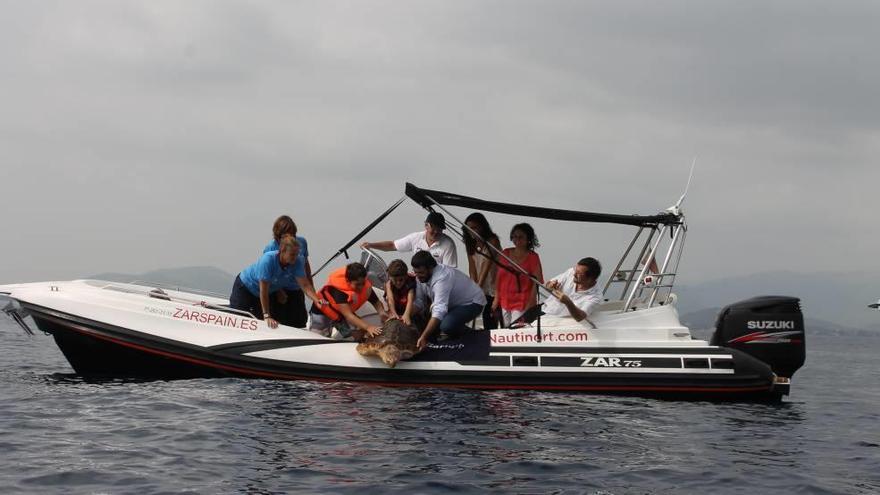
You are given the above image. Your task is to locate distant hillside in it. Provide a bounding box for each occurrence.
[674,270,880,331]
[680,307,878,338]
[89,266,234,295]
[678,307,722,330]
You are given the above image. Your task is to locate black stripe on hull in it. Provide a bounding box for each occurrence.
[23,303,781,401]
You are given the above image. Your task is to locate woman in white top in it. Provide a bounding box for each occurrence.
[463,212,502,330]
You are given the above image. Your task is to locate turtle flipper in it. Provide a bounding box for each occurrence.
[378,346,402,367]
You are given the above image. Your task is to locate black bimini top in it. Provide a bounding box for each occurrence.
[405,183,682,227]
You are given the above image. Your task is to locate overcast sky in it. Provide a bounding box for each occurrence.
[1,1,878,288]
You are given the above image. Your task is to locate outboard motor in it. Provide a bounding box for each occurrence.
[711,296,805,379]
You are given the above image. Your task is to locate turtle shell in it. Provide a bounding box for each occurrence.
[356,319,420,367]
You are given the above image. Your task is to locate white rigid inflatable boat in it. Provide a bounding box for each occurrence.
[0,183,806,401]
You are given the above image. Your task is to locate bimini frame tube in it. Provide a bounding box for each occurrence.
[313,196,407,276]
[623,224,668,311]
[661,224,688,304]
[603,227,644,295]
[648,222,685,307]
[621,227,657,300]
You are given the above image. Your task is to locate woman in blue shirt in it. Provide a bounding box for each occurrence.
[230,234,322,329]
[262,215,313,327]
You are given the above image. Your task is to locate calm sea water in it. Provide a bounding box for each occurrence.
[1,318,878,494]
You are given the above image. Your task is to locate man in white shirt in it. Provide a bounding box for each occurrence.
[543,257,603,322]
[410,251,485,350]
[361,212,458,268]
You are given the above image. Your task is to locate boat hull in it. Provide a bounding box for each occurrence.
[25,302,782,401]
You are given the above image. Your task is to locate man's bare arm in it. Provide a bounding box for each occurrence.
[360,241,396,251]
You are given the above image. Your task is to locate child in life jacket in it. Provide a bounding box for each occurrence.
[384,259,426,329]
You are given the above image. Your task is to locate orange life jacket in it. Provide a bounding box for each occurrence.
[318,267,373,321]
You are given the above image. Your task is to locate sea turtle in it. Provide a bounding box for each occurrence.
[356,318,420,368]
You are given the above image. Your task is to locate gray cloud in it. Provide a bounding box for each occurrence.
[1,0,878,288]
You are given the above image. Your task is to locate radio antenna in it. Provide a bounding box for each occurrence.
[668,157,696,215]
